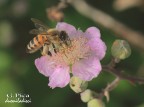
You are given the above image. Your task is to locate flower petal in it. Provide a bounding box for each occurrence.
[72,57,102,81]
[48,65,70,89]
[35,56,55,77]
[56,22,76,39]
[84,27,106,60]
[88,38,107,60]
[85,27,101,39]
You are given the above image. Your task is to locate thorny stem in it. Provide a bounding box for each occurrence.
[103,77,120,92]
[102,65,144,84]
[102,57,144,84]
[98,58,144,100]
[97,56,144,100]
[98,77,120,101]
[107,57,116,68]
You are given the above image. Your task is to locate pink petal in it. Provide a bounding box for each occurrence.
[48,65,70,89]
[72,57,102,81]
[84,27,106,60]
[85,27,101,39]
[56,22,76,39]
[35,56,55,77]
[88,38,107,60]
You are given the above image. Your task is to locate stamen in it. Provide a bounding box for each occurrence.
[53,36,90,65]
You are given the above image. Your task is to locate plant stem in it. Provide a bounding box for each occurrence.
[102,65,144,84]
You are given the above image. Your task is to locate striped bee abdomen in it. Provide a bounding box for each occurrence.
[26,34,48,53]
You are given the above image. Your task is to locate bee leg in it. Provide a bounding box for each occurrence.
[41,43,52,56]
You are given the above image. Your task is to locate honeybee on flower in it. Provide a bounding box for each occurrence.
[26,18,71,55]
[34,22,107,89]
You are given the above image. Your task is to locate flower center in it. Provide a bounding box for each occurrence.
[50,36,90,65]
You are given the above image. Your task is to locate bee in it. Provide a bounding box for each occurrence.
[26,18,71,56]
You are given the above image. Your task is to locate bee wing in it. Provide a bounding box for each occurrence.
[31,18,49,32]
[29,29,41,34]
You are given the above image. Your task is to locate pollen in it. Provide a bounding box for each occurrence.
[50,36,90,65]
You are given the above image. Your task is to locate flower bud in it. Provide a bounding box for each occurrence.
[80,89,97,103]
[69,76,88,93]
[111,40,131,60]
[87,99,105,107]
[47,7,64,22]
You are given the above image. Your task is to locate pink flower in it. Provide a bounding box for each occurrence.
[35,22,107,88]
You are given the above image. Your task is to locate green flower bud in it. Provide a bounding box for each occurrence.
[87,99,105,107]
[111,40,131,60]
[80,89,98,103]
[69,76,88,93]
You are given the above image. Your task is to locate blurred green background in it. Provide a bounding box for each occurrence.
[0,0,144,107]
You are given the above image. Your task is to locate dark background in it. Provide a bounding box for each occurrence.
[0,0,144,107]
